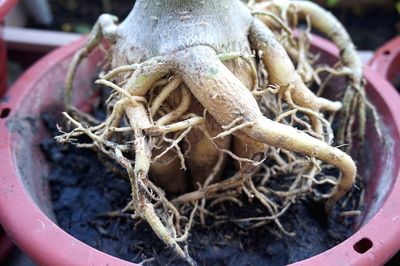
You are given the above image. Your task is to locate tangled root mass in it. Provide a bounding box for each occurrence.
[58,0,375,264]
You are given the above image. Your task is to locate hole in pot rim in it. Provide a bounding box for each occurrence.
[353,237,373,254]
[383,50,391,56]
[0,108,11,119]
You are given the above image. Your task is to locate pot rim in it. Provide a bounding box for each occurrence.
[369,36,400,82]
[0,35,399,266]
[0,0,17,20]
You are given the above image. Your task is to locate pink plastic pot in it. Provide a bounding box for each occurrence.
[0,0,17,19]
[0,35,399,266]
[0,0,17,261]
[0,0,17,96]
[370,36,400,91]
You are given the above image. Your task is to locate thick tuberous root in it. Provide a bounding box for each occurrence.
[57,1,371,264]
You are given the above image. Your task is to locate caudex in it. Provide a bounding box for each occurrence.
[57,0,377,264]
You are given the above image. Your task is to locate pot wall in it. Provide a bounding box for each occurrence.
[0,0,18,262]
[370,36,400,91]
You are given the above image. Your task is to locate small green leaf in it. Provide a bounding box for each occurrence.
[396,1,400,15]
[74,24,92,34]
[327,0,340,7]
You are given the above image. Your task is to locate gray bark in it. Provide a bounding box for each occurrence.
[112,0,254,65]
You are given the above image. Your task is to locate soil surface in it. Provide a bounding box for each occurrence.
[41,110,357,265]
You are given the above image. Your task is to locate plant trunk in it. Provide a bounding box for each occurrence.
[112,0,254,66]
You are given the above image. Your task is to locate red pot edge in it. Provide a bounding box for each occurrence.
[369,36,400,81]
[0,0,17,19]
[0,0,18,260]
[0,35,399,266]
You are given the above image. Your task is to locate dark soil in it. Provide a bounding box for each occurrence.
[392,73,400,91]
[41,109,357,266]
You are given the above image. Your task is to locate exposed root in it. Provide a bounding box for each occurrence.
[153,127,191,170]
[175,45,355,211]
[249,19,342,114]
[149,76,182,117]
[253,0,381,148]
[65,14,118,105]
[172,173,244,205]
[59,77,198,265]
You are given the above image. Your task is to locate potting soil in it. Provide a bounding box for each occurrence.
[41,109,359,266]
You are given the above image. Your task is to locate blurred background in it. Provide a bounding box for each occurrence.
[5,0,400,47]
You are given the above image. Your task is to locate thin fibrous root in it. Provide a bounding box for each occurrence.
[172,173,243,205]
[156,86,191,125]
[198,152,225,225]
[150,76,182,117]
[101,63,138,81]
[145,116,204,137]
[246,179,294,236]
[152,126,192,167]
[122,103,196,265]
